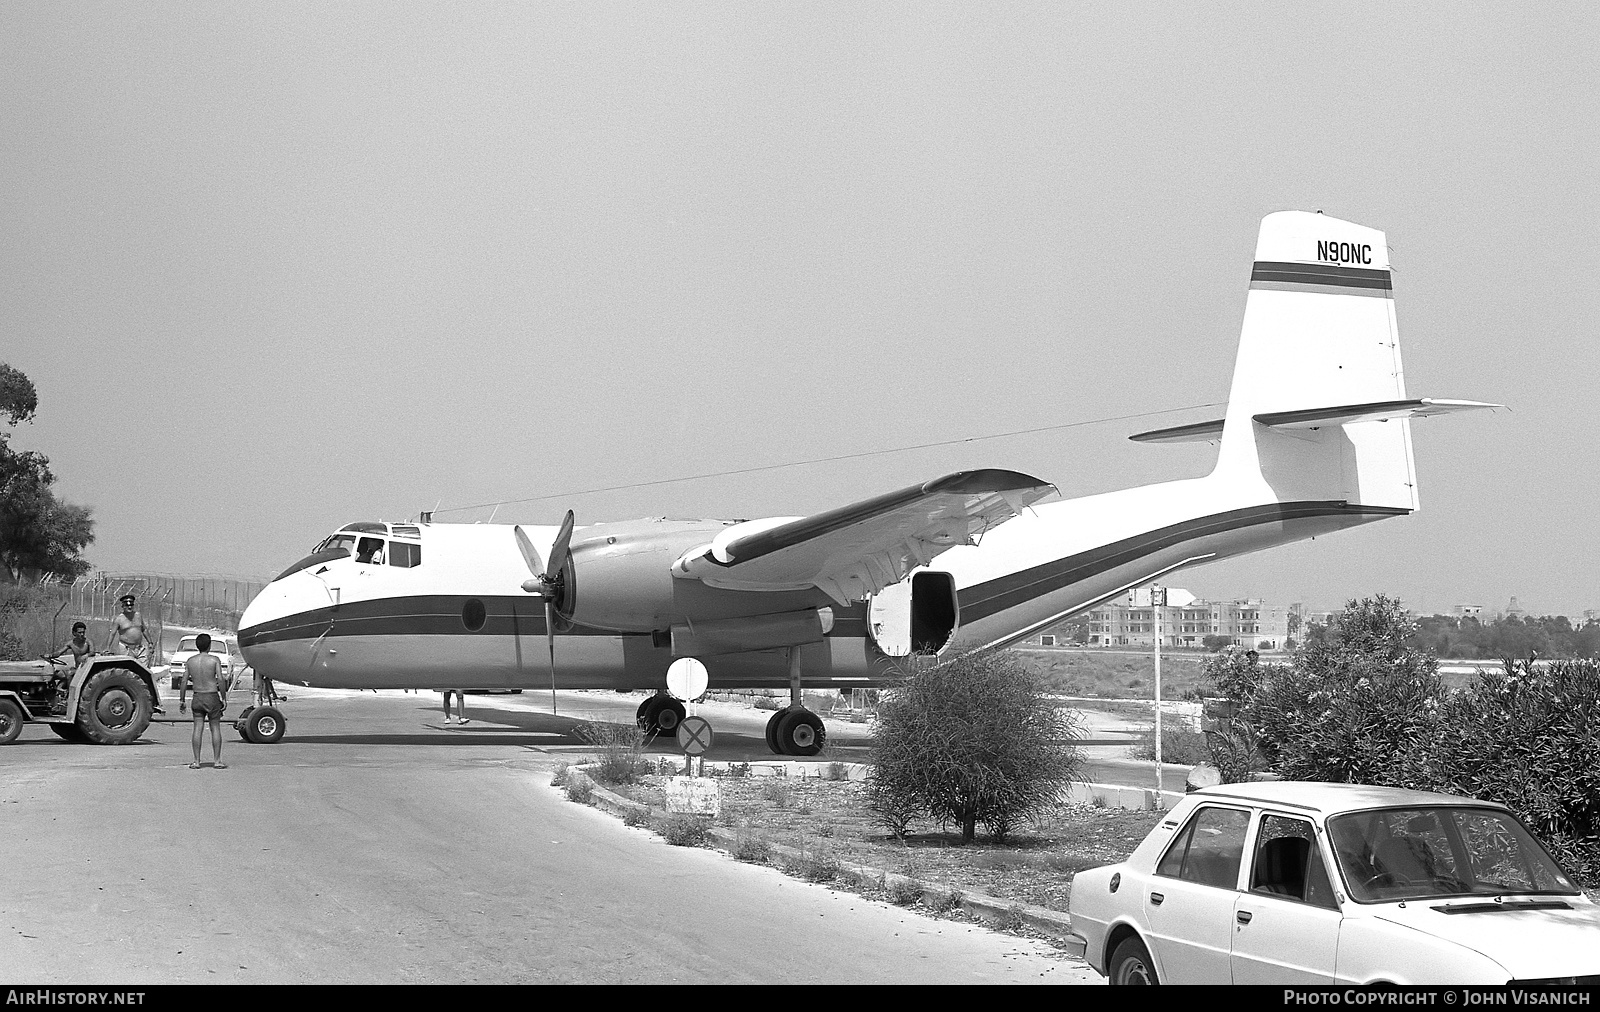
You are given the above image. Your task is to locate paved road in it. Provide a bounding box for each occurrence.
[0,691,1097,985]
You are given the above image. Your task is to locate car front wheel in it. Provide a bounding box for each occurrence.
[1109,936,1159,985]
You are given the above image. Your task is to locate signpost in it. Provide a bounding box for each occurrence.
[1152,584,1165,801]
[665,657,708,702]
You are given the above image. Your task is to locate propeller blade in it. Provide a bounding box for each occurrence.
[545,510,576,581]
[513,525,542,577]
[545,598,558,715]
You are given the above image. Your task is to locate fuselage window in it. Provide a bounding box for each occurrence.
[387,542,421,568]
[462,598,487,632]
[356,537,386,565]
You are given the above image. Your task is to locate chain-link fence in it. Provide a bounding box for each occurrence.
[33,573,269,660]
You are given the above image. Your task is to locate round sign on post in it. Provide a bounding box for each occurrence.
[665,657,708,702]
[676,715,714,756]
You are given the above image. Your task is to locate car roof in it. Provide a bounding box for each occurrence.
[1187,781,1508,816]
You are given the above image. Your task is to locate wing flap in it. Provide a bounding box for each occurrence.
[673,468,1055,603]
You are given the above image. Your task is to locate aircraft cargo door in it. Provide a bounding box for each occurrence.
[867,571,958,657]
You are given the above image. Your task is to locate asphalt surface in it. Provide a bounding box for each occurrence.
[0,688,1099,985]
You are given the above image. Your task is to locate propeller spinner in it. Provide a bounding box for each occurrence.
[515,511,575,714]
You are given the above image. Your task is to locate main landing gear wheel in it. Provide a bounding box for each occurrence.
[637,695,686,737]
[773,708,826,757]
[239,705,286,744]
[75,667,153,744]
[764,708,786,754]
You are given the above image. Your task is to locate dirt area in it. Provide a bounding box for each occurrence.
[601,771,1164,914]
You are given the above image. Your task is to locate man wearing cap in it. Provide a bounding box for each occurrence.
[108,593,162,712]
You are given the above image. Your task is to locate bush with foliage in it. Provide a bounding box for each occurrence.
[577,720,648,785]
[867,648,1083,843]
[1220,596,1443,783]
[1397,659,1600,882]
[1212,596,1600,885]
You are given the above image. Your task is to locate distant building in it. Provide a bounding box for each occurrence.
[1452,604,1484,619]
[1027,591,1290,650]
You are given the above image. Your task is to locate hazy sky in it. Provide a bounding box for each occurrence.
[3,4,1596,616]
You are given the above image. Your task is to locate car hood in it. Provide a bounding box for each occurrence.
[1373,899,1600,980]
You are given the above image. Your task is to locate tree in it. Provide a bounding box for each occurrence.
[867,649,1082,843]
[0,363,93,581]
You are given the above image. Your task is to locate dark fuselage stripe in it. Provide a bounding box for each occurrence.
[956,501,1406,623]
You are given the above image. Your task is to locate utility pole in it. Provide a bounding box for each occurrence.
[1152,584,1165,803]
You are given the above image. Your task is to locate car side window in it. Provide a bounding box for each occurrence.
[1250,814,1340,910]
[1155,806,1251,889]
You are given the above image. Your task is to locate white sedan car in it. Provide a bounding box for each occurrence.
[167,634,237,690]
[1068,782,1600,984]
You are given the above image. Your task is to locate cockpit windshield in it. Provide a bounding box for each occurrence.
[314,534,358,555]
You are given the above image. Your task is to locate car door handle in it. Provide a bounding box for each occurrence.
[1149,892,1164,905]
[1236,910,1253,924]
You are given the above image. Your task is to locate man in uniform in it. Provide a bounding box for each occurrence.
[178,632,227,769]
[107,593,162,712]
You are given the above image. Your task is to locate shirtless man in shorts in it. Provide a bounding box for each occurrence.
[108,593,163,712]
[178,633,227,769]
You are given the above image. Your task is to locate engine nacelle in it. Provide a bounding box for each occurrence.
[866,570,958,657]
[561,524,718,632]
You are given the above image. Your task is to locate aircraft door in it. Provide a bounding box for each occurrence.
[867,570,958,657]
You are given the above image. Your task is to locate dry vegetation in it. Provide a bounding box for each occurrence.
[608,773,1163,913]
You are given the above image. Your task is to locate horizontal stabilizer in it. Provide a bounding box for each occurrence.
[1131,398,1499,443]
[1254,398,1501,429]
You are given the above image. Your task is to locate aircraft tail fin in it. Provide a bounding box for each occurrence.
[1210,211,1438,511]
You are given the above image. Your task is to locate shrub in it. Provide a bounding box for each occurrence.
[1130,724,1210,766]
[995,905,1026,934]
[577,720,648,785]
[929,888,964,914]
[1224,597,1444,783]
[655,814,711,847]
[730,835,770,863]
[784,849,839,883]
[563,778,593,804]
[826,761,849,781]
[868,648,1083,843]
[885,877,922,906]
[622,805,651,828]
[549,762,569,787]
[760,779,792,808]
[1397,659,1600,883]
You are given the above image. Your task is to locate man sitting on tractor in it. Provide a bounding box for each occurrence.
[46,621,95,710]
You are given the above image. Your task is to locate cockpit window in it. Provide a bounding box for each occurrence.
[356,537,385,564]
[314,535,358,555]
[387,542,422,568]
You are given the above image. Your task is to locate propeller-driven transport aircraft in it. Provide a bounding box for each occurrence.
[239,211,1495,755]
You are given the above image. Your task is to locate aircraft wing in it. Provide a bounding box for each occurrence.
[672,469,1055,604]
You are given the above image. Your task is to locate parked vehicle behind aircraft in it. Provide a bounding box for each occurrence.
[1068,782,1600,985]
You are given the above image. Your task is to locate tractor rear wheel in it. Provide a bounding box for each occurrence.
[75,667,153,744]
[0,699,23,744]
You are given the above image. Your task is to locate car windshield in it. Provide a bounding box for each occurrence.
[1327,806,1579,903]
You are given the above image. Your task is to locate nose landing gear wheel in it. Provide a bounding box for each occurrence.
[239,705,286,744]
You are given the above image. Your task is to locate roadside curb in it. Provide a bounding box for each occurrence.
[558,764,1084,950]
